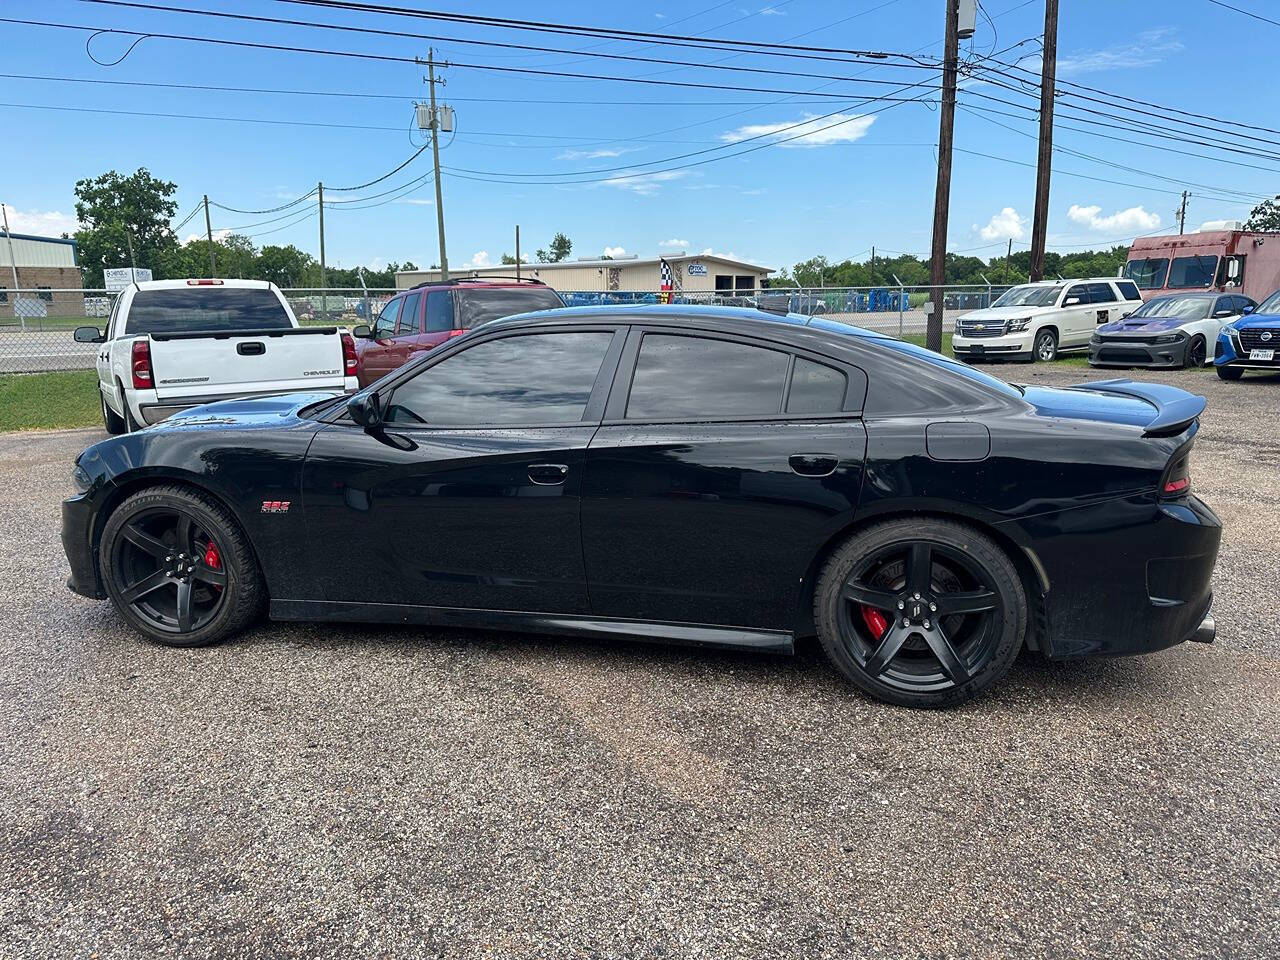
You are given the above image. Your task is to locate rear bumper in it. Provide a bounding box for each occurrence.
[61,492,105,600]
[1006,493,1222,659]
[1088,336,1191,368]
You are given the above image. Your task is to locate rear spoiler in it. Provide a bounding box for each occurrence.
[1067,379,1207,437]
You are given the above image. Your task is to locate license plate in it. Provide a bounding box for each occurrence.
[1250,349,1274,361]
[971,344,985,354]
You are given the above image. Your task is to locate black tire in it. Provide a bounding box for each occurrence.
[100,389,126,435]
[99,485,264,648]
[813,518,1027,708]
[1215,364,1244,381]
[1032,329,1058,363]
[1185,336,1206,369]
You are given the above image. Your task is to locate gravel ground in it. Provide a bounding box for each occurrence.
[1,363,1277,959]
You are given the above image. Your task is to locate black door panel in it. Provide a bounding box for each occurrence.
[582,420,867,629]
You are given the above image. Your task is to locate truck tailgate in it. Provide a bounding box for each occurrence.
[148,327,348,400]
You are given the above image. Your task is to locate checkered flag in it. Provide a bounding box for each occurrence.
[659,258,673,304]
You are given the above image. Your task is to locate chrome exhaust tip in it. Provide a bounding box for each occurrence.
[1189,614,1216,644]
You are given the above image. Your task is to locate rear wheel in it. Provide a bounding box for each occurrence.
[1216,365,1244,381]
[100,390,126,435]
[1185,336,1206,368]
[100,485,264,647]
[116,379,143,432]
[814,519,1027,708]
[1032,329,1058,363]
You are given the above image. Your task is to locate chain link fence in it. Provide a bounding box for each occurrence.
[0,284,1016,375]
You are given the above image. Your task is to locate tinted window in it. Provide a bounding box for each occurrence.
[373,298,400,338]
[627,335,788,420]
[1168,256,1217,288]
[395,293,421,335]
[787,358,847,413]
[1085,282,1116,304]
[872,337,1024,400]
[1064,285,1089,305]
[454,287,566,330]
[124,288,292,334]
[1124,258,1169,289]
[1116,280,1142,301]
[425,290,454,333]
[386,332,612,426]
[1237,296,1258,313]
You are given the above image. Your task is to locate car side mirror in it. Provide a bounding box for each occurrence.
[347,390,383,430]
[352,324,372,338]
[1063,296,1081,306]
[1212,309,1235,319]
[74,325,105,343]
[1242,304,1255,314]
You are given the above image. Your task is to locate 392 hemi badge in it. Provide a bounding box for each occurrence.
[261,500,291,513]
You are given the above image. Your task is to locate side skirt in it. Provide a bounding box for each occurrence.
[269,599,796,655]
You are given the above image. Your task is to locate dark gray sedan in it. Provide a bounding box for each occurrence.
[1089,292,1256,369]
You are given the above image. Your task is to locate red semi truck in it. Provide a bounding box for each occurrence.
[1124,225,1280,302]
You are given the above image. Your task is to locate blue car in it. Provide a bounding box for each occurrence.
[1215,288,1280,380]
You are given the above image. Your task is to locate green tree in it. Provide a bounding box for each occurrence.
[535,232,573,263]
[255,244,316,288]
[73,167,179,287]
[1244,198,1280,232]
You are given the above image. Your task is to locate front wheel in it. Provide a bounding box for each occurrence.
[1032,329,1058,362]
[813,519,1027,708]
[1216,364,1244,381]
[100,485,264,647]
[1185,336,1206,369]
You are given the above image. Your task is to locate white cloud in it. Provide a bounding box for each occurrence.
[658,238,689,248]
[556,147,633,161]
[759,6,786,14]
[463,250,491,268]
[599,170,690,195]
[3,207,78,236]
[700,248,740,260]
[1060,28,1183,75]
[654,12,666,17]
[1067,203,1161,232]
[602,245,627,258]
[395,198,433,206]
[184,228,231,245]
[976,207,1028,241]
[719,112,875,148]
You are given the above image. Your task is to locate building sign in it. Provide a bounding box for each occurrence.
[687,262,708,276]
[103,267,152,291]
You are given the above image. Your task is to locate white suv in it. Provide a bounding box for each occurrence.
[951,278,1142,363]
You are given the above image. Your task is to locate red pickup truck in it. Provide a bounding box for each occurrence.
[354,277,565,386]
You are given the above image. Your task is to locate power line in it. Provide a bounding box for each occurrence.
[1204,1,1280,29]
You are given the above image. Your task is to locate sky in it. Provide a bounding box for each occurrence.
[1,0,1275,276]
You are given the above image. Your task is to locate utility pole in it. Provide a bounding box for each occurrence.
[515,224,521,280]
[1177,191,1189,234]
[203,194,216,277]
[317,181,327,306]
[1006,237,1012,276]
[124,227,136,270]
[424,48,450,281]
[927,0,960,352]
[1,203,20,303]
[1028,0,1059,282]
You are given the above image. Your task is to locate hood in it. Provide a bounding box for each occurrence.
[1231,311,1280,330]
[1097,316,1190,334]
[160,391,341,429]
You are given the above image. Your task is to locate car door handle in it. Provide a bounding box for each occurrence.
[789,454,838,477]
[527,463,569,485]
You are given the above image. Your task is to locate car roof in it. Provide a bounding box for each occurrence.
[487,303,892,341]
[130,279,276,291]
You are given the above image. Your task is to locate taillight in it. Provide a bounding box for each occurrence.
[341,333,358,375]
[186,278,224,285]
[1160,444,1192,498]
[131,339,153,390]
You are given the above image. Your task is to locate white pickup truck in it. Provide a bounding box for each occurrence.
[76,279,359,433]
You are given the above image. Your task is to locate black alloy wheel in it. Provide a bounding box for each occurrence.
[1186,336,1206,369]
[100,486,264,647]
[815,519,1026,707]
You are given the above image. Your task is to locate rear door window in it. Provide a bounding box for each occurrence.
[425,290,454,333]
[1116,280,1142,301]
[787,358,847,413]
[395,292,421,336]
[626,334,789,420]
[1086,282,1117,304]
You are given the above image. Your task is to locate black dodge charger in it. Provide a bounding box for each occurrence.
[62,306,1221,708]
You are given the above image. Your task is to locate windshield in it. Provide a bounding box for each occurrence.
[1124,258,1169,289]
[1258,291,1280,315]
[454,287,566,330]
[991,285,1063,308]
[1131,297,1214,320]
[124,288,292,334]
[1167,256,1218,289]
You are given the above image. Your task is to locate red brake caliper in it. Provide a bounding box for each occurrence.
[861,605,889,639]
[204,541,223,591]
